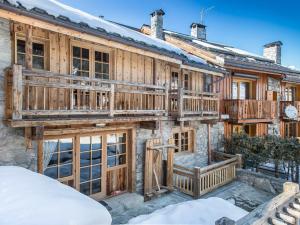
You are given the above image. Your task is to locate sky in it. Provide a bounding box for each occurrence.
[60,0,300,69]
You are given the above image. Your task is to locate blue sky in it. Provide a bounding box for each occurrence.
[60,0,300,69]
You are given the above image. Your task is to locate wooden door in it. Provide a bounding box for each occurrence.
[106,131,128,196]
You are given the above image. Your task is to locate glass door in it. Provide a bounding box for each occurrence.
[78,135,104,198]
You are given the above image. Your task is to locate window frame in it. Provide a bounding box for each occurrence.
[172,127,195,153]
[203,74,213,93]
[232,78,253,100]
[15,34,49,70]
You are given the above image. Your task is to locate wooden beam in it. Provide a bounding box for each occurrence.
[35,126,44,174]
[12,64,23,120]
[207,123,212,165]
[128,128,136,193]
[25,24,32,69]
[140,121,159,130]
[24,127,32,151]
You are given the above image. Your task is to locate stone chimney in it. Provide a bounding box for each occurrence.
[190,23,206,40]
[150,9,165,40]
[263,41,283,64]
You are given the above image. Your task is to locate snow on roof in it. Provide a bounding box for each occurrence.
[5,0,213,69]
[0,166,112,225]
[128,197,248,225]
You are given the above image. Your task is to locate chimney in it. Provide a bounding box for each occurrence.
[190,23,206,40]
[150,9,165,40]
[263,41,283,64]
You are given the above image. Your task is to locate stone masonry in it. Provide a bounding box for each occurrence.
[0,18,36,170]
[263,41,282,65]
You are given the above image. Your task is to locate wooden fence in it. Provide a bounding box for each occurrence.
[173,152,241,198]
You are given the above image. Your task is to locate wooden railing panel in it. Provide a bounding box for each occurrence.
[173,153,238,198]
[10,67,168,119]
[223,99,277,120]
[280,101,300,119]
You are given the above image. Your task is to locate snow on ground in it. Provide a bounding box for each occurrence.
[0,166,111,225]
[6,0,207,65]
[128,197,248,225]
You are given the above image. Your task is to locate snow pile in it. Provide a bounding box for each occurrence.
[0,166,111,225]
[6,0,207,65]
[128,197,248,225]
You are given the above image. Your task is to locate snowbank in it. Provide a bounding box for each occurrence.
[128,197,248,225]
[0,166,111,225]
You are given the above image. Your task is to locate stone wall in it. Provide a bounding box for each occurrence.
[267,77,281,136]
[236,169,285,194]
[0,18,36,170]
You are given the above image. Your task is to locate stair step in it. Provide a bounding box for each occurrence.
[291,202,300,211]
[269,217,289,225]
[284,206,300,218]
[276,212,296,224]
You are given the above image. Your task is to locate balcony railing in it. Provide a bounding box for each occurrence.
[169,88,219,120]
[280,101,300,120]
[222,99,277,122]
[8,65,168,120]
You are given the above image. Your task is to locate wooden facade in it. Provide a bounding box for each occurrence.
[2,10,222,201]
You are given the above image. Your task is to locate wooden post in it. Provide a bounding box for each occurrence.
[207,123,212,165]
[12,64,23,120]
[236,154,243,168]
[35,126,44,174]
[178,87,184,118]
[164,82,169,116]
[193,167,201,198]
[128,128,136,192]
[167,138,174,190]
[25,127,32,151]
[109,83,115,117]
[25,25,32,69]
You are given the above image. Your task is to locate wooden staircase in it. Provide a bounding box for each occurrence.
[268,197,300,225]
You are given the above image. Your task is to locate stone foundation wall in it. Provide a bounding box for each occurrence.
[237,169,284,194]
[0,18,36,170]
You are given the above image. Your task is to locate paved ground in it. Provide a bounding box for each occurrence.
[101,181,275,224]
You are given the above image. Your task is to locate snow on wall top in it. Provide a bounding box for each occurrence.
[0,166,112,225]
[5,0,209,66]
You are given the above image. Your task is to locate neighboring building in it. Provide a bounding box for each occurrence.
[0,1,225,200]
[141,23,300,139]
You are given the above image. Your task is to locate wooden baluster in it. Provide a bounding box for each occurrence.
[109,84,115,117]
[178,88,184,118]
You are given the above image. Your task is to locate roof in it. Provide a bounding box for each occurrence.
[0,0,224,74]
[139,25,300,79]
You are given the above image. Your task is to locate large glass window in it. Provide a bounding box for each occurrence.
[72,46,90,77]
[107,133,126,168]
[79,136,103,196]
[232,81,250,99]
[171,72,179,90]
[44,138,74,180]
[16,39,26,67]
[95,51,109,79]
[283,87,296,101]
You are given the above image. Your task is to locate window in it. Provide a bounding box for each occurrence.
[171,72,179,90]
[79,136,103,196]
[283,87,296,101]
[72,46,90,77]
[173,129,194,153]
[183,74,190,90]
[233,124,256,137]
[95,51,109,79]
[232,81,250,99]
[203,74,213,92]
[32,42,45,69]
[284,122,297,137]
[16,39,46,69]
[44,138,74,180]
[107,133,126,168]
[16,39,26,67]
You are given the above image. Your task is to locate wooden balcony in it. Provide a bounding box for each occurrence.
[280,101,300,120]
[222,99,277,123]
[6,65,169,127]
[169,88,219,121]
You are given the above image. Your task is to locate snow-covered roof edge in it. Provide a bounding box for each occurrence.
[0,0,225,75]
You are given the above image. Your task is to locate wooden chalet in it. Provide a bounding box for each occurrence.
[0,1,225,200]
[141,24,300,138]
